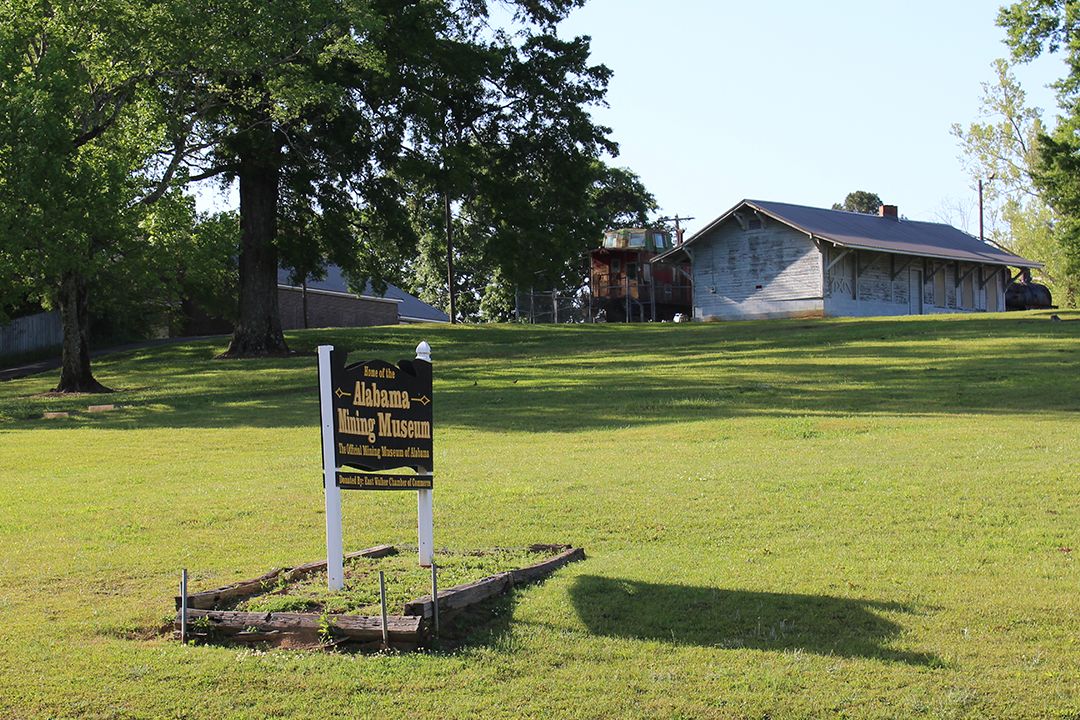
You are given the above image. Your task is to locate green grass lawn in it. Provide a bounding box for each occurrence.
[0,311,1077,719]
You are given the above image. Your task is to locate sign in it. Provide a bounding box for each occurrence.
[328,350,433,481]
[318,342,436,585]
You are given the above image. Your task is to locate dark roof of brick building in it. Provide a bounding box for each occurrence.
[277,266,449,323]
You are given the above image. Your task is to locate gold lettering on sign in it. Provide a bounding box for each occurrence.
[338,442,363,456]
[336,408,376,442]
[352,381,410,410]
[377,412,432,440]
[339,474,433,490]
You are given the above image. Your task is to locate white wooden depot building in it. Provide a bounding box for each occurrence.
[652,199,1041,321]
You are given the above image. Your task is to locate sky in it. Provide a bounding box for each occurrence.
[555,0,1067,237]
[196,1,1067,239]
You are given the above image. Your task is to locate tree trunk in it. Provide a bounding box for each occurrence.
[55,270,111,393]
[222,130,289,357]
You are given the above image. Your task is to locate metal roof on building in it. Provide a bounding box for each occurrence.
[655,199,1041,268]
[277,267,450,323]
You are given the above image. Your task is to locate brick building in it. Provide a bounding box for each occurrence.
[277,267,449,329]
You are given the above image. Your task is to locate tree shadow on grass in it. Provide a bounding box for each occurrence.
[1,314,1077,431]
[568,575,939,666]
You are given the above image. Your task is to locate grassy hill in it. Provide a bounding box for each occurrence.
[0,312,1077,718]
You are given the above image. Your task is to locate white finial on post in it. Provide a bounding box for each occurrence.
[416,339,434,566]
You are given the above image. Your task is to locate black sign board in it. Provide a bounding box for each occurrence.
[329,349,433,482]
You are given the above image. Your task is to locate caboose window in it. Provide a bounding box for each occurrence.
[652,233,666,249]
[629,232,646,248]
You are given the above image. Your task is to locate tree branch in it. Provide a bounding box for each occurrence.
[185,165,234,183]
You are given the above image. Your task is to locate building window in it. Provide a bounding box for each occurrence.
[627,262,637,279]
[934,270,945,306]
[628,232,646,248]
[652,232,666,250]
[611,258,621,274]
[603,231,618,248]
[747,215,763,230]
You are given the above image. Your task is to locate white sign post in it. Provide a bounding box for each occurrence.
[317,341,435,589]
[415,341,434,567]
[318,344,346,591]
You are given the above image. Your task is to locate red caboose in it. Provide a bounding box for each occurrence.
[590,228,691,322]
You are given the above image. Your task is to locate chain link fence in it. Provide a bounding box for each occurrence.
[513,289,594,323]
[514,281,692,324]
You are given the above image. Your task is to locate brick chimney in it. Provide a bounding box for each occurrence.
[879,204,898,219]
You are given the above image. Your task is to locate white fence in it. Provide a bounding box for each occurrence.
[0,311,62,358]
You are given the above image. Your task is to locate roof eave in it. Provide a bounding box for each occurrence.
[650,245,689,263]
[677,199,756,249]
[400,315,450,324]
[821,238,1043,269]
[277,284,404,304]
[678,199,1046,269]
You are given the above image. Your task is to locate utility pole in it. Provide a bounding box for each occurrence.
[978,174,996,244]
[978,179,985,243]
[444,192,456,324]
[302,280,309,329]
[441,118,458,325]
[657,215,696,245]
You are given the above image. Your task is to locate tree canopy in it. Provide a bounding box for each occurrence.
[165,0,635,349]
[0,0,195,390]
[406,161,655,322]
[831,191,883,215]
[1,0,654,381]
[998,0,1080,305]
[952,58,1075,304]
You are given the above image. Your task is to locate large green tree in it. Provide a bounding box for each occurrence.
[2,0,648,377]
[0,0,193,391]
[175,0,618,352]
[160,0,413,356]
[384,11,657,322]
[998,0,1080,305]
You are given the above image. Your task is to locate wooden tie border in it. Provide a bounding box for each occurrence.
[174,544,584,651]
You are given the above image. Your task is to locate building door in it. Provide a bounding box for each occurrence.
[909,269,923,314]
[986,271,1000,312]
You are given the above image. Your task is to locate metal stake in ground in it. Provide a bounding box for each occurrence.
[179,569,188,644]
[430,562,439,639]
[378,570,390,649]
